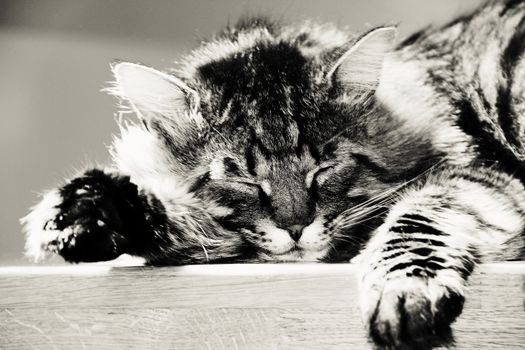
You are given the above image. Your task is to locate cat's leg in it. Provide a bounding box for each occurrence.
[357,167,525,348]
[23,168,240,264]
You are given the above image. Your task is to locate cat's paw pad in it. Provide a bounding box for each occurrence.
[362,275,464,349]
[22,172,129,262]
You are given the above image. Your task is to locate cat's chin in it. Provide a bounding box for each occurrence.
[267,247,328,262]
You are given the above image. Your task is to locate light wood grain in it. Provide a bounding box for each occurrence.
[0,263,524,349]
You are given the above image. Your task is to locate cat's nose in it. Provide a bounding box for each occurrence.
[286,224,305,242]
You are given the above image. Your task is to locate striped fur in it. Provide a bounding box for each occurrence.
[22,1,525,347]
[359,1,525,346]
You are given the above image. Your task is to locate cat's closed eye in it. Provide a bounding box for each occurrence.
[198,177,269,208]
[305,163,336,189]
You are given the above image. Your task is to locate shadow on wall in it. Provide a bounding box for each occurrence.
[0,0,479,264]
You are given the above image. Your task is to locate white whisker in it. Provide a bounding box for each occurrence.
[333,159,446,231]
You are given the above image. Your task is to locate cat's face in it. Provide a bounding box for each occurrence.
[111,25,438,261]
[190,140,396,261]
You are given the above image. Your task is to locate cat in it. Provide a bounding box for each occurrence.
[22,0,525,348]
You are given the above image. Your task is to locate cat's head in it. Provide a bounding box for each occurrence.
[109,22,437,261]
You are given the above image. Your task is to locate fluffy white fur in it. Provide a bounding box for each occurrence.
[111,124,177,181]
[21,189,63,261]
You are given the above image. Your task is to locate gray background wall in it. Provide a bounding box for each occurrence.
[0,0,480,264]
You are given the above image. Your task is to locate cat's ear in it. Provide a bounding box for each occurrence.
[327,26,397,91]
[110,62,203,131]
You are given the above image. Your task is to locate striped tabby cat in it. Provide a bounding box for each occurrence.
[23,1,525,348]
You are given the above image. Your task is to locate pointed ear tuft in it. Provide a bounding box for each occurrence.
[327,26,397,91]
[110,62,200,122]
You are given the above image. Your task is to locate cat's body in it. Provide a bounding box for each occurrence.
[22,1,525,348]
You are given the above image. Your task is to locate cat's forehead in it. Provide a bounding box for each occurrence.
[195,39,329,152]
[253,147,317,178]
[196,40,312,88]
[196,41,318,115]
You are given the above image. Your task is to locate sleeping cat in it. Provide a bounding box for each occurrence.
[22,0,525,348]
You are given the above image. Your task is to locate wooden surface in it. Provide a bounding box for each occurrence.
[0,263,524,349]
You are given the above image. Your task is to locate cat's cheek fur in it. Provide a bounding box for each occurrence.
[21,189,63,261]
[110,125,178,184]
[299,219,330,251]
[111,125,235,223]
[256,220,295,254]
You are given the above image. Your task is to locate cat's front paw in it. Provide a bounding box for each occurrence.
[23,170,132,262]
[361,273,464,349]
